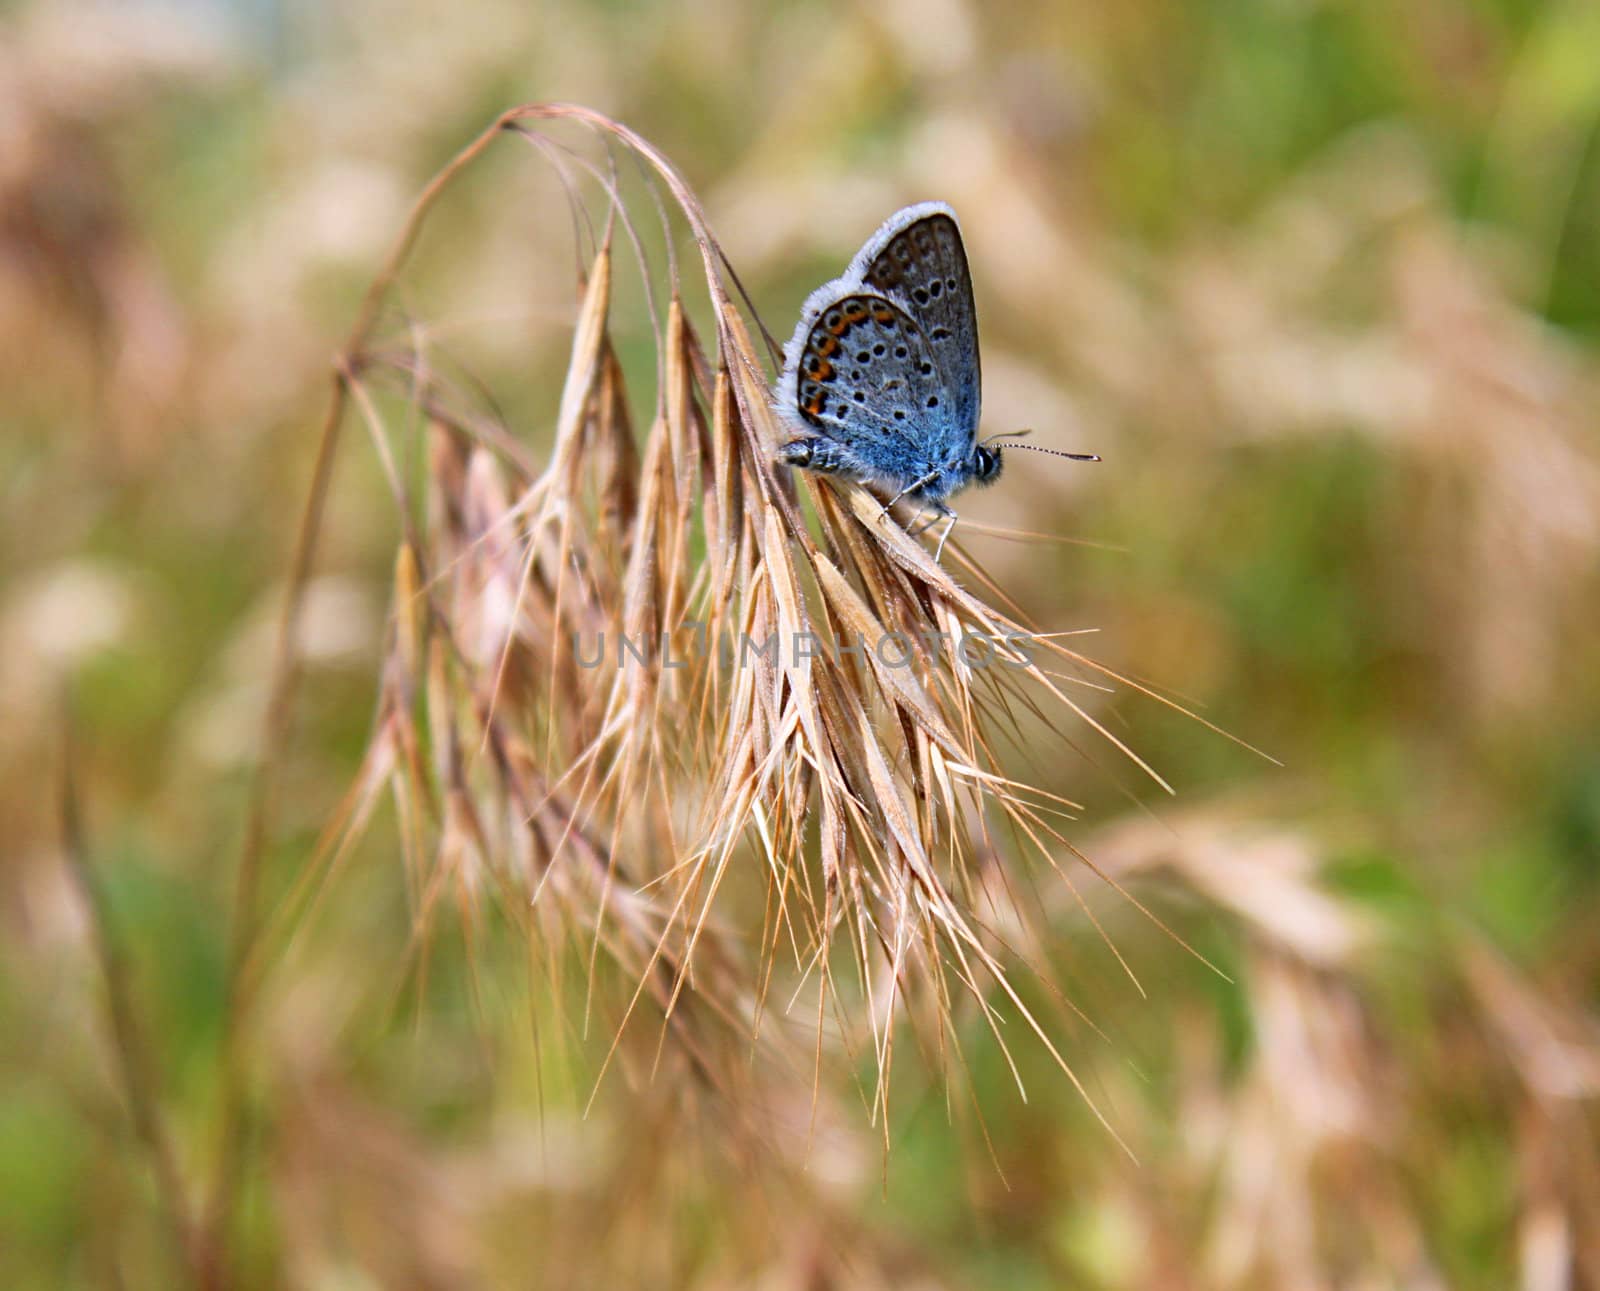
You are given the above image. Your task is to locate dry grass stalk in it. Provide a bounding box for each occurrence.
[263,104,1244,1156]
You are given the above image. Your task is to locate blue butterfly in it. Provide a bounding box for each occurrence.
[774,202,1095,560]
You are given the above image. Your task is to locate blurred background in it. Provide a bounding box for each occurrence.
[4,0,1598,1286]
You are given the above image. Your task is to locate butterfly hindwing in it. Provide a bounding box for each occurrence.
[792,292,965,485]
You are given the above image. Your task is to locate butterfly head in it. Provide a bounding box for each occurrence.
[970,442,1004,486]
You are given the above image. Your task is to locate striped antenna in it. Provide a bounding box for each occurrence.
[983,429,1099,462]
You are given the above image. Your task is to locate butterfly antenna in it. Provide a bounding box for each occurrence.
[1010,444,1100,462]
[984,429,1098,461]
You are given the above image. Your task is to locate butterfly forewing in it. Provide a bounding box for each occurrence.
[859,211,980,444]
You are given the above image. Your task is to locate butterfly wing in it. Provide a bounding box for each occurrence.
[775,203,982,493]
[786,291,960,490]
[854,204,980,455]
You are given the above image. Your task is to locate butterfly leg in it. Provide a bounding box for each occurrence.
[875,470,941,524]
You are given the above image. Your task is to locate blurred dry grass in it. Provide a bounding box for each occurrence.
[3,1,1599,1289]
